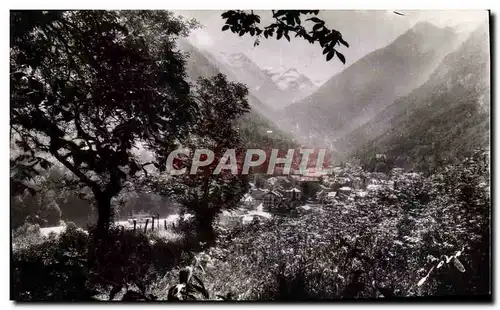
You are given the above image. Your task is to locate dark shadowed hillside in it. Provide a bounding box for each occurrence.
[344,21,489,167]
[284,22,463,143]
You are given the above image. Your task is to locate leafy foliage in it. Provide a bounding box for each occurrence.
[12,223,93,300]
[12,153,490,301]
[221,10,348,64]
[150,152,489,300]
[148,74,252,245]
[12,223,194,301]
[10,10,198,231]
[11,165,94,228]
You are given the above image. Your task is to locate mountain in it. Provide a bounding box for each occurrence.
[283,22,464,144]
[176,39,297,149]
[178,40,271,116]
[264,67,318,104]
[216,52,288,110]
[344,21,490,165]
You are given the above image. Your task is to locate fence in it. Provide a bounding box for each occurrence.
[124,216,178,234]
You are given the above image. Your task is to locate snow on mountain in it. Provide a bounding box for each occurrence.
[263,67,318,103]
[217,52,285,107]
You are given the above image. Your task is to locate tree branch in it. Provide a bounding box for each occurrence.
[52,151,101,195]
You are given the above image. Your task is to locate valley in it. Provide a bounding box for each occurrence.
[10,10,491,302]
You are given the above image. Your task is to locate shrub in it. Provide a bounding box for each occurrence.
[155,153,489,300]
[11,224,91,300]
[12,222,45,250]
[12,223,193,301]
[12,152,490,301]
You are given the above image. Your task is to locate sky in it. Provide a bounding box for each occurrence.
[174,10,488,84]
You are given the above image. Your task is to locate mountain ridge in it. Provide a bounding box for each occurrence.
[263,67,318,104]
[176,39,297,149]
[216,51,288,110]
[344,21,490,165]
[283,21,465,145]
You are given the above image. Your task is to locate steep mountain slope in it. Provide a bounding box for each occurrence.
[178,40,268,115]
[264,67,318,104]
[177,39,296,149]
[284,22,463,143]
[216,52,288,109]
[345,22,490,164]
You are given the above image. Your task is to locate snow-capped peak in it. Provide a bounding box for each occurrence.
[219,52,254,68]
[264,67,318,100]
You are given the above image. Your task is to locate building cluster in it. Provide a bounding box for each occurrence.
[240,163,403,213]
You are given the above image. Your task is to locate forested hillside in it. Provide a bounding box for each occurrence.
[284,22,463,143]
[344,22,490,170]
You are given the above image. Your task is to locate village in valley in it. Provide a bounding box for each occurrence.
[42,155,410,237]
[218,157,406,227]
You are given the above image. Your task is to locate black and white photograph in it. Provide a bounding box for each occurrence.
[8,7,491,302]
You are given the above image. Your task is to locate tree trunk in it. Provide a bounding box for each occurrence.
[88,194,112,270]
[96,194,112,236]
[194,167,216,246]
[194,210,216,247]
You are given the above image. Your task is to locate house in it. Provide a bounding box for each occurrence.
[290,169,326,190]
[266,177,278,187]
[325,191,337,202]
[298,204,313,213]
[337,187,353,200]
[355,190,369,200]
[391,168,405,174]
[335,176,353,188]
[332,166,344,175]
[262,190,283,211]
[318,190,337,204]
[366,184,382,192]
[285,188,302,201]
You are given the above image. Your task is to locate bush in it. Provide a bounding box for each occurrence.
[11,152,490,301]
[152,153,489,300]
[12,223,193,301]
[11,224,90,300]
[12,222,45,250]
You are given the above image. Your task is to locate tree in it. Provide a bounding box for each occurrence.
[220,10,349,64]
[40,200,62,226]
[156,74,251,245]
[10,10,199,234]
[10,164,93,229]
